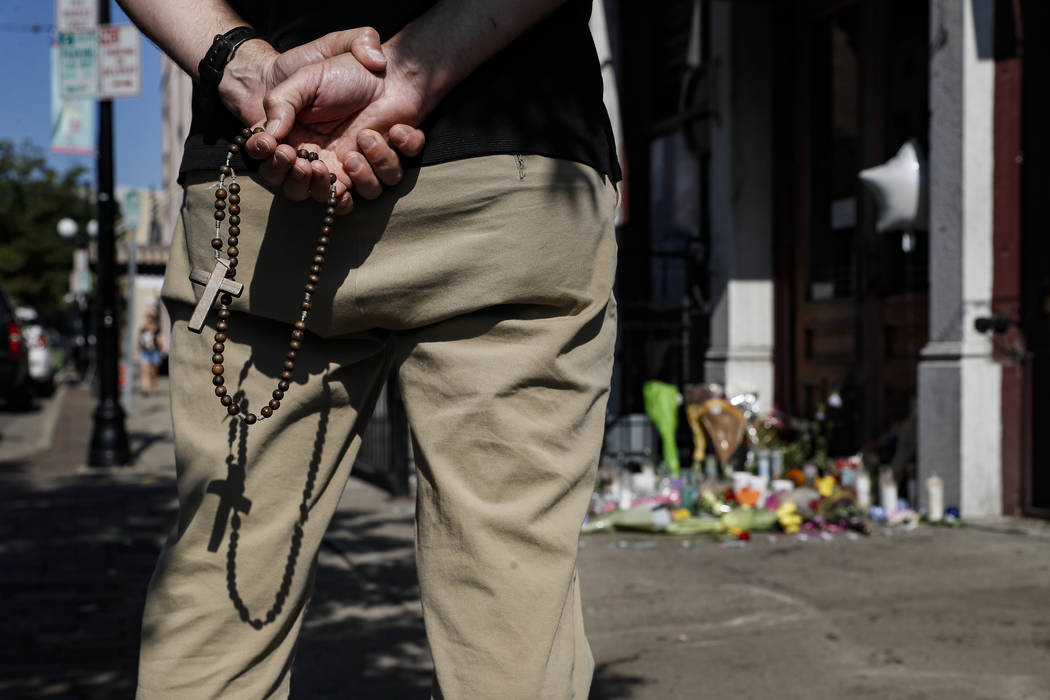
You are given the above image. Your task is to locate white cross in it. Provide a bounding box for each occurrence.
[188,260,244,333]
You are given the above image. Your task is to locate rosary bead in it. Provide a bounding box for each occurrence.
[278,380,291,391]
[217,308,230,320]
[214,210,226,221]
[229,193,240,204]
[287,349,298,360]
[291,329,304,341]
[213,353,224,364]
[318,235,330,245]
[221,394,233,406]
[304,283,316,294]
[215,385,227,397]
[227,403,240,415]
[229,215,240,226]
[229,182,241,194]
[315,245,327,256]
[283,360,295,371]
[227,236,238,247]
[240,127,253,139]
[327,197,338,207]
[226,268,237,279]
[228,258,238,267]
[325,207,336,217]
[310,265,322,275]
[296,149,309,160]
[213,342,225,353]
[308,152,319,161]
[294,320,306,330]
[215,332,227,342]
[253,126,264,134]
[228,204,241,216]
[211,238,224,250]
[244,413,257,424]
[329,173,337,184]
[323,216,335,226]
[312,255,324,265]
[215,199,226,210]
[260,406,273,418]
[215,188,227,200]
[281,370,294,381]
[212,375,224,386]
[269,398,281,409]
[220,293,233,306]
[288,340,301,351]
[227,246,239,258]
[301,300,312,311]
[229,144,240,154]
[228,225,240,236]
[321,226,332,236]
[216,320,228,331]
[220,165,232,175]
[273,389,284,400]
[234,135,246,147]
[212,364,224,376]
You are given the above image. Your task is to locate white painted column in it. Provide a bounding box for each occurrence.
[918,0,1001,517]
[704,1,775,403]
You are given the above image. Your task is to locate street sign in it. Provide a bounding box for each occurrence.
[98,25,141,99]
[50,41,95,154]
[56,0,98,34]
[57,32,98,100]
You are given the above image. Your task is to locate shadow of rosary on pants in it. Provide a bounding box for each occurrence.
[211,364,331,629]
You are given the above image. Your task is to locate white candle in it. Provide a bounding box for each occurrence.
[879,469,897,514]
[856,470,871,509]
[927,475,944,522]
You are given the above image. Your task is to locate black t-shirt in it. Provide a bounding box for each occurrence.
[180,0,621,182]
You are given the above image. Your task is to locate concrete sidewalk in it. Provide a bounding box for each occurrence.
[3,379,1050,699]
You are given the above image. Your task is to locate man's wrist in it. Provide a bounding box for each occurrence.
[217,38,279,124]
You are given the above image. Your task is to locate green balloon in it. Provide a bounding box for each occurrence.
[643,380,681,477]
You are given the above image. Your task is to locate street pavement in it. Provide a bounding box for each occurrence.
[2,379,1050,699]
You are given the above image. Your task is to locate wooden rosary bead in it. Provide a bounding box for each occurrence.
[220,165,232,175]
[228,204,241,215]
[307,152,319,162]
[310,265,322,275]
[229,181,240,193]
[213,342,225,353]
[323,216,335,226]
[220,294,232,306]
[253,126,264,134]
[329,173,337,184]
[294,320,306,330]
[212,354,224,364]
[226,268,236,279]
[229,215,240,226]
[229,194,240,204]
[318,235,330,245]
[228,225,240,236]
[227,403,240,415]
[215,188,228,199]
[321,226,332,236]
[214,210,226,221]
[212,375,224,386]
[327,197,338,207]
[221,395,233,406]
[228,258,238,267]
[304,283,315,294]
[261,406,273,418]
[283,360,295,371]
[297,149,310,160]
[291,329,304,341]
[311,255,323,266]
[315,245,327,255]
[281,370,294,381]
[269,398,280,409]
[212,364,224,376]
[244,413,257,424]
[217,308,230,320]
[325,207,336,217]
[215,199,226,210]
[308,274,320,284]
[229,144,240,153]
[216,320,228,331]
[300,301,312,311]
[272,390,284,400]
[215,385,227,397]
[211,238,224,249]
[278,380,290,391]
[288,340,301,351]
[286,350,297,360]
[227,236,238,247]
[215,332,227,342]
[227,246,239,257]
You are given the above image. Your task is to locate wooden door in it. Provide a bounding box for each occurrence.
[786,0,929,445]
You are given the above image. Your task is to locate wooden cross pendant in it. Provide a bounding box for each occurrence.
[188,260,244,333]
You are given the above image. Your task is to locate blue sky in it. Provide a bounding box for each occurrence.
[0,0,163,188]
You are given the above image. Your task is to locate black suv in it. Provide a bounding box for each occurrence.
[0,285,32,408]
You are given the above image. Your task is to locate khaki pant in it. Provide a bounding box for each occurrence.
[137,155,618,699]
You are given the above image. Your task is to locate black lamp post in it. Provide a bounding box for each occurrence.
[88,0,129,467]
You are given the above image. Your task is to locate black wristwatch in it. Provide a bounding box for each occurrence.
[197,26,260,114]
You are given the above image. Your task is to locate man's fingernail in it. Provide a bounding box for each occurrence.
[367,48,386,64]
[391,126,409,147]
[359,133,377,150]
[347,156,364,173]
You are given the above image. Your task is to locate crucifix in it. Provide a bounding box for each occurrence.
[206,471,253,552]
[188,260,244,333]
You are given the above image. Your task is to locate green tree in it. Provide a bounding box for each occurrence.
[0,140,93,323]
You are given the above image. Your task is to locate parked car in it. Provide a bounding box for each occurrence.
[15,306,55,396]
[0,287,32,408]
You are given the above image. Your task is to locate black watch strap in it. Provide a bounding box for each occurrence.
[197,26,259,112]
